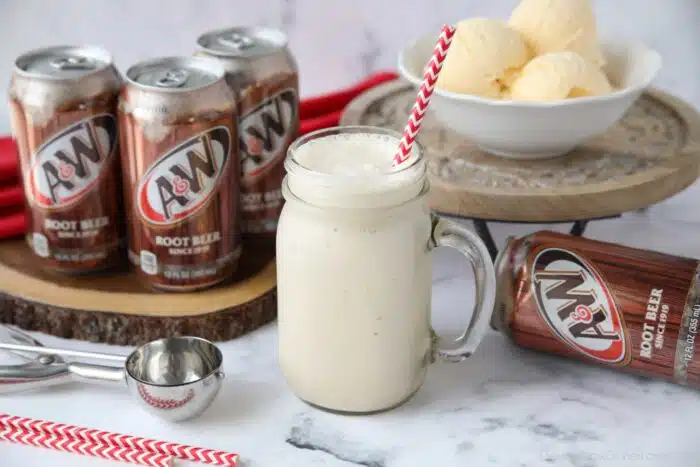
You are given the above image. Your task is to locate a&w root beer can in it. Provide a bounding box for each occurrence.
[9,45,125,273]
[492,230,700,388]
[195,26,299,238]
[118,56,241,291]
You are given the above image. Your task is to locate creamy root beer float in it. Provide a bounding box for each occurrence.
[9,45,125,273]
[195,27,299,238]
[277,126,496,414]
[118,57,241,291]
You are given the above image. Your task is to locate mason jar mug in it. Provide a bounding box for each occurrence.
[276,126,496,414]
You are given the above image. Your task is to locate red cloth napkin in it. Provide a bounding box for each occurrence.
[0,71,398,241]
[0,137,19,184]
[299,71,397,134]
[0,185,22,207]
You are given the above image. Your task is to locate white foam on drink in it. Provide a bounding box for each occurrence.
[293,133,417,176]
[287,132,424,208]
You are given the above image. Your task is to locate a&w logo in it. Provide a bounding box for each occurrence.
[531,248,630,364]
[239,88,297,179]
[26,114,117,209]
[137,126,231,225]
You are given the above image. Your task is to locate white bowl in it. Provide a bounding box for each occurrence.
[398,36,662,159]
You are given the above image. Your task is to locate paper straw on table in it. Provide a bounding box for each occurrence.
[392,24,456,167]
[0,424,171,467]
[0,414,240,466]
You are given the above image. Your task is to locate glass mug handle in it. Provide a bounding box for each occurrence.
[429,214,497,362]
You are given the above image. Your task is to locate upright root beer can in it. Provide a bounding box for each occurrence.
[195,27,299,238]
[492,231,700,388]
[118,56,241,291]
[9,45,125,273]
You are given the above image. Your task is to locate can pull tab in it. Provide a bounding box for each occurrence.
[155,69,189,88]
[50,55,94,71]
[218,32,254,49]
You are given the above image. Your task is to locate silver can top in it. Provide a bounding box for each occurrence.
[14,45,112,80]
[196,26,288,58]
[125,56,225,92]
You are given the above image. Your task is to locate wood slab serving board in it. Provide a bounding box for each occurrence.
[341,80,700,222]
[0,239,276,345]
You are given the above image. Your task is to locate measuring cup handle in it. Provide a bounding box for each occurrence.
[68,362,125,385]
[0,362,73,394]
[429,214,497,362]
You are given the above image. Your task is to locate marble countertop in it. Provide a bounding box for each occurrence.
[2,208,699,467]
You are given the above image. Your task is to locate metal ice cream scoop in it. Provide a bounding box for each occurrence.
[0,327,224,422]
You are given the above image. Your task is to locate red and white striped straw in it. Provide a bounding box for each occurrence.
[0,423,171,467]
[0,414,240,466]
[392,24,456,167]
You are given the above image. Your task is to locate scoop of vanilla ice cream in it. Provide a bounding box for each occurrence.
[508,51,612,101]
[509,0,606,68]
[436,18,530,99]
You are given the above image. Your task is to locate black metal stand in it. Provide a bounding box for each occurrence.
[436,209,631,261]
[471,219,591,261]
[471,219,500,261]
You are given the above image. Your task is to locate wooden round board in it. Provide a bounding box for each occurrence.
[0,239,276,345]
[341,80,700,222]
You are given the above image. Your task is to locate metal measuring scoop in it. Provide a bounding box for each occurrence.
[0,328,224,422]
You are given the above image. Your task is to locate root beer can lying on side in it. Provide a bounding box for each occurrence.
[492,230,700,388]
[9,45,125,273]
[118,56,241,291]
[195,26,299,237]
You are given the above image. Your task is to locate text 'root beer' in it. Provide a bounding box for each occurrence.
[9,45,125,273]
[118,56,241,291]
[195,26,299,237]
[492,231,700,387]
